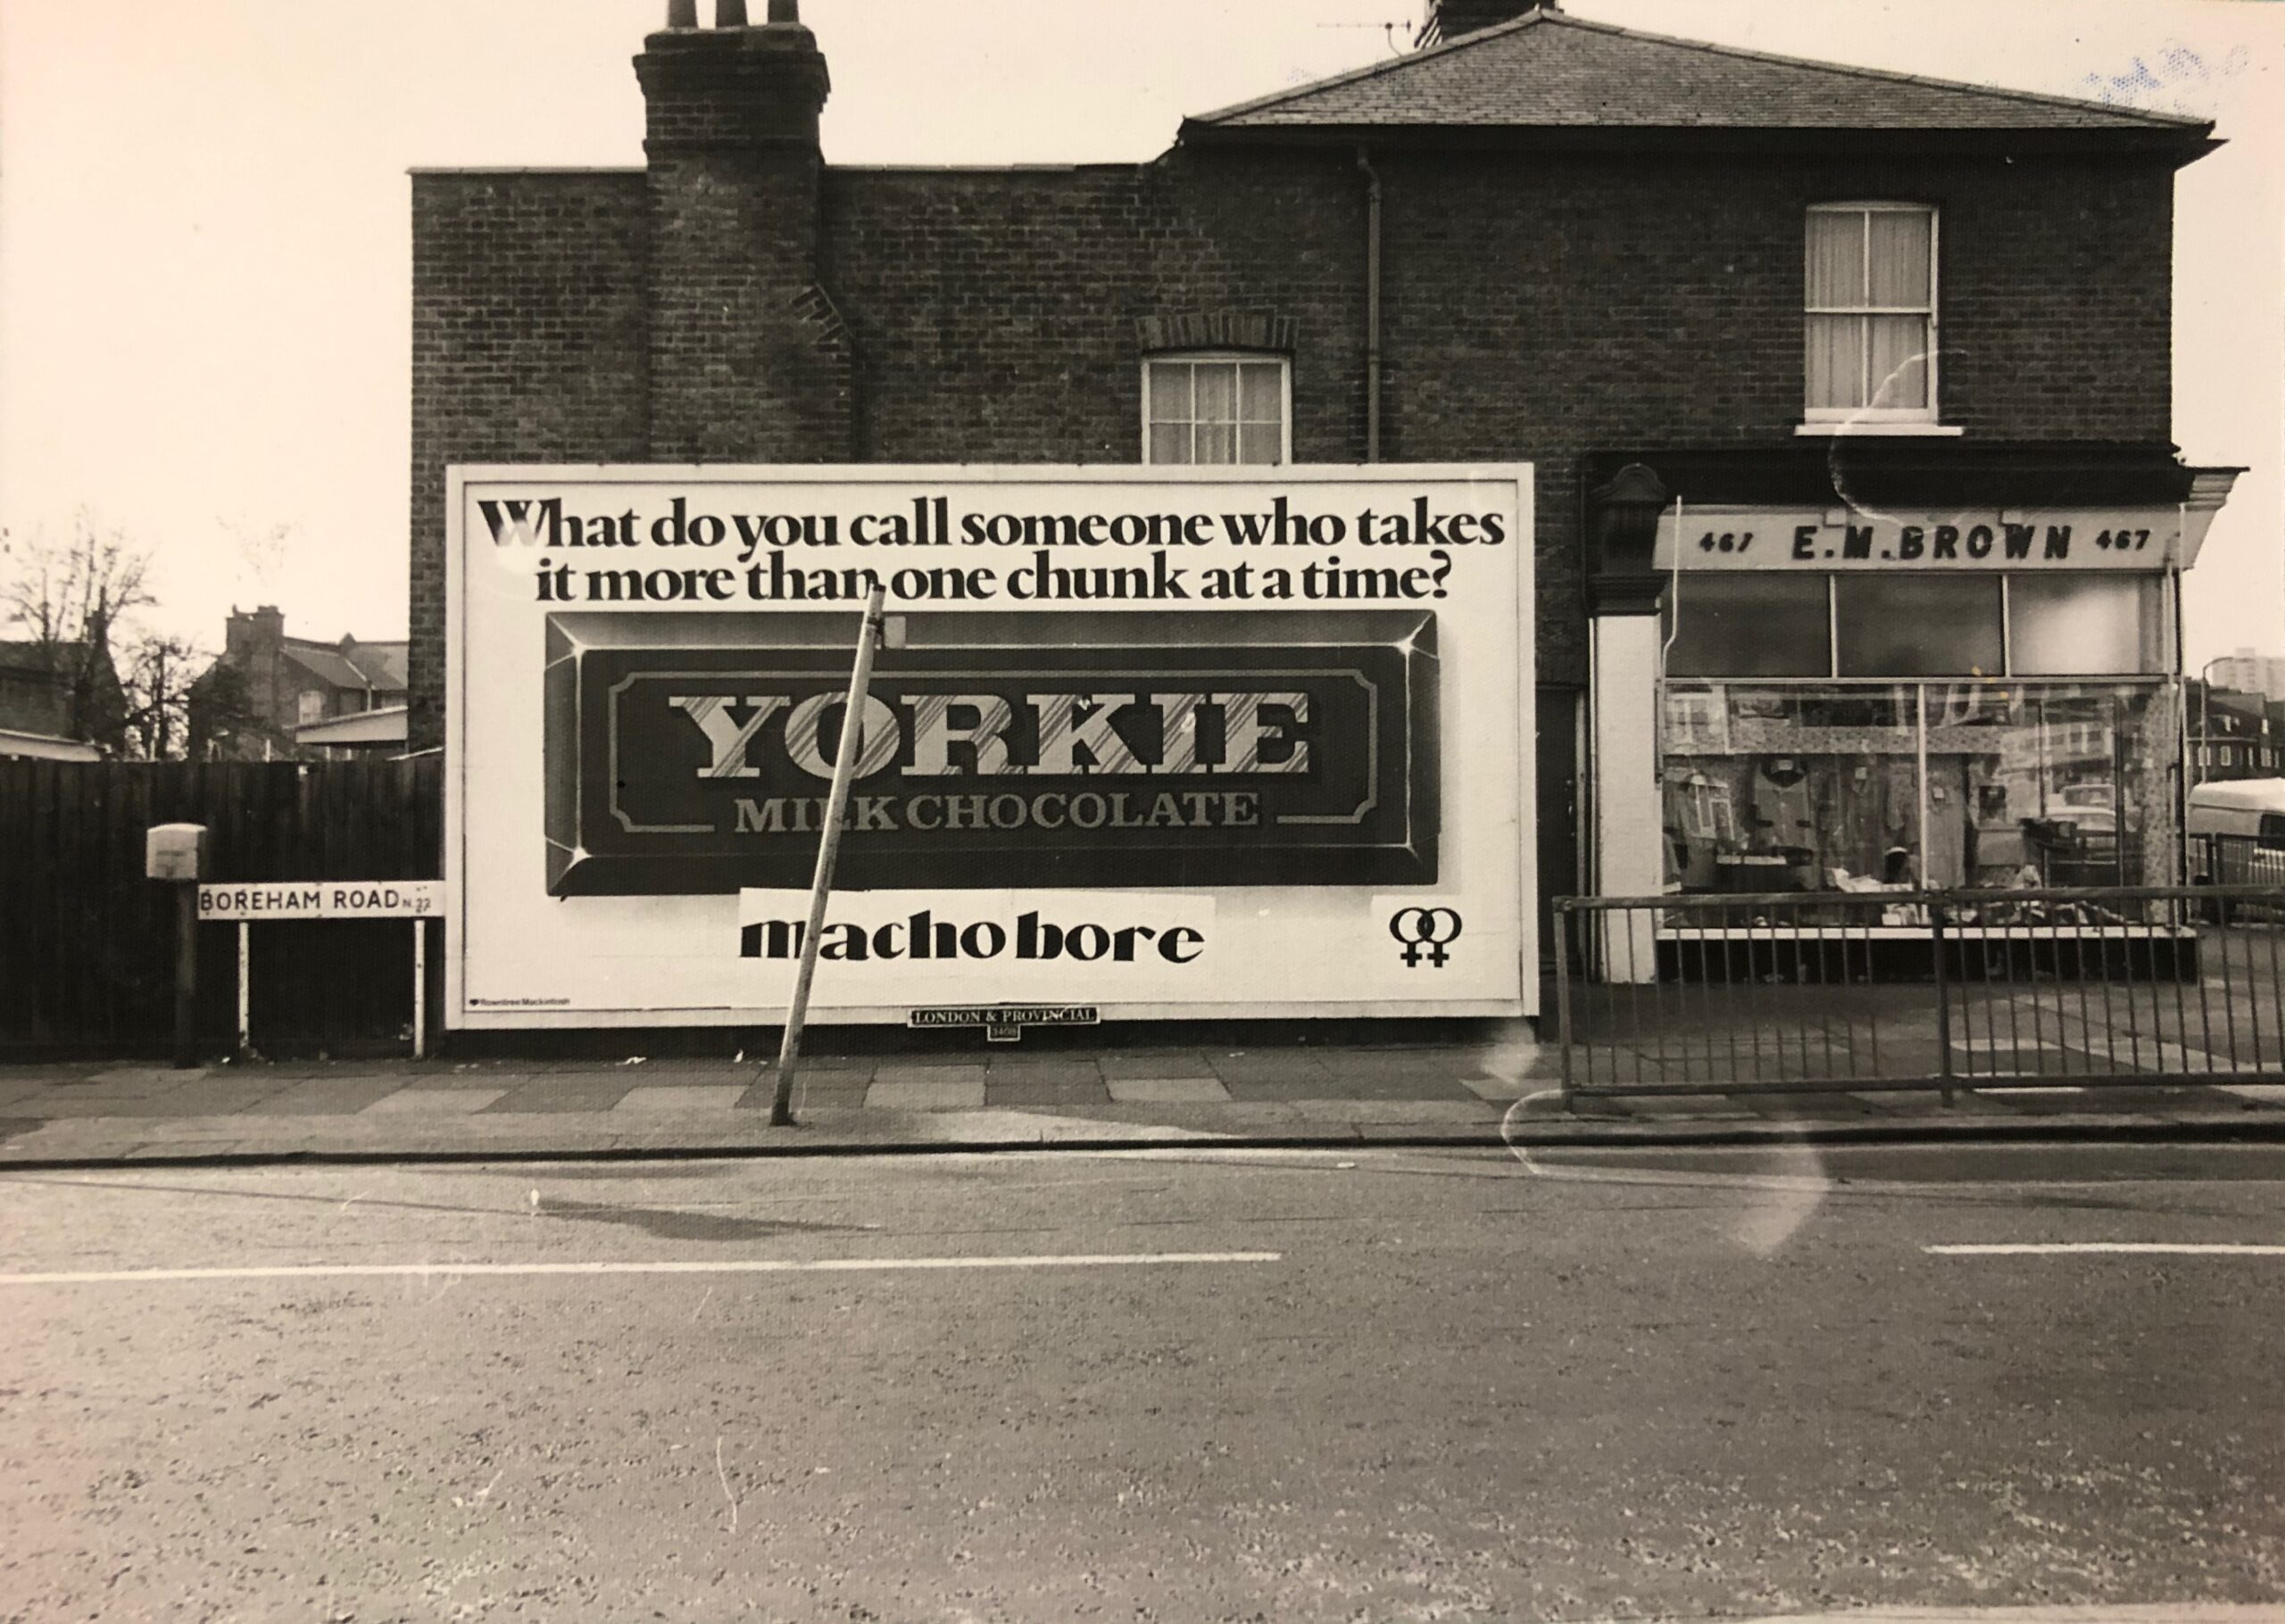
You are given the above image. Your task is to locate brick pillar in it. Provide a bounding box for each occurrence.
[636,4,853,462]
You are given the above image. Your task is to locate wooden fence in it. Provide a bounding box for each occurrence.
[0,758,443,1059]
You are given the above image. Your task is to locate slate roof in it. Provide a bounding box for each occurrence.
[344,642,409,692]
[0,640,69,675]
[0,640,104,741]
[1188,10,2208,136]
[281,638,408,694]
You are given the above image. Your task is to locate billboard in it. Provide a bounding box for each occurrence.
[447,466,1533,1027]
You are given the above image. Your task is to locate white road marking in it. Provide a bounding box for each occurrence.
[0,1250,1283,1288]
[1928,1242,2285,1256]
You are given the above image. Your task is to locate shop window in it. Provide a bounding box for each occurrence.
[1662,684,1921,894]
[1143,355,1287,466]
[1833,576,2000,676]
[1940,684,2169,889]
[2010,576,2165,675]
[1661,679,2178,895]
[1664,575,1830,678]
[1805,203,1937,422]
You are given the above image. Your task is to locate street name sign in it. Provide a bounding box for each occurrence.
[198,881,445,922]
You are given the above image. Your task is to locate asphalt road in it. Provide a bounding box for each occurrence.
[2,1142,2281,1623]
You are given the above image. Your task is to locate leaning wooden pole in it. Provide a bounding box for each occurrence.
[770,585,887,1126]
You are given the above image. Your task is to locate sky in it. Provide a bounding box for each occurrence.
[0,0,2278,665]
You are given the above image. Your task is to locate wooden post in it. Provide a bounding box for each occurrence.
[173,882,199,1069]
[770,586,886,1126]
[237,922,251,1058]
[412,919,428,1061]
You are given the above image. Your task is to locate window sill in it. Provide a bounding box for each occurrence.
[1794,421,1964,438]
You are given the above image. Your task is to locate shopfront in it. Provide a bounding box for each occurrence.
[1638,456,2239,914]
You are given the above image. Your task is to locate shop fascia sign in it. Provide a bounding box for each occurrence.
[1657,503,2222,572]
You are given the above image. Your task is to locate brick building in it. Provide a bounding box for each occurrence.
[0,640,120,760]
[190,605,408,760]
[2188,679,2285,783]
[412,0,2239,1023]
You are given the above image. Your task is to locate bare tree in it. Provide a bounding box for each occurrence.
[0,512,154,751]
[121,630,211,760]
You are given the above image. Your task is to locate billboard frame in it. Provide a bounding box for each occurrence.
[445,463,1535,1030]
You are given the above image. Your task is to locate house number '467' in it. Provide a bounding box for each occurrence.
[1697,531,1754,553]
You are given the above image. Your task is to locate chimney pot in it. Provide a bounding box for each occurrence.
[665,0,696,26]
[715,0,748,25]
[769,0,800,21]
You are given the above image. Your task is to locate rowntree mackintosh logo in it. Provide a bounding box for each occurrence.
[544,609,1440,894]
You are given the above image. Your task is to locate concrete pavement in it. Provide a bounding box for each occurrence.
[4,1038,2284,1168]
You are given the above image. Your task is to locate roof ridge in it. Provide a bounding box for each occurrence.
[1190,6,2207,133]
[1187,7,1559,127]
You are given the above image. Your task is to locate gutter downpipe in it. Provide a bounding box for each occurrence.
[1357,145,1383,462]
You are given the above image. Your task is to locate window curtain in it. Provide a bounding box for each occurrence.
[1807,208,1932,412]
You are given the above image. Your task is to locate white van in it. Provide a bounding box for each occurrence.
[2187,778,2285,886]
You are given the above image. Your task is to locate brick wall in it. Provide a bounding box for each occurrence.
[822,152,1369,465]
[408,171,650,750]
[1940,153,2175,440]
[408,140,2181,739]
[647,149,853,463]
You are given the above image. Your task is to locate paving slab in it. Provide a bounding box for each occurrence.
[235,1077,417,1115]
[980,1059,1104,1088]
[481,1081,636,1114]
[361,1087,511,1115]
[985,1077,1111,1108]
[1209,1052,1336,1086]
[70,1065,210,1096]
[1317,1047,1516,1081]
[1222,1074,1475,1103]
[736,1079,870,1113]
[872,1063,989,1088]
[612,1085,749,1113]
[865,1078,987,1112]
[1107,1077,1233,1105]
[1096,1051,1220,1081]
[393,1073,536,1091]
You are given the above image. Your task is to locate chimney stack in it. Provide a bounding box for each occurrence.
[635,0,851,460]
[1426,0,1557,44]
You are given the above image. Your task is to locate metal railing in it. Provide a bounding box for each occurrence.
[1552,884,2285,1100]
[2198,832,2285,893]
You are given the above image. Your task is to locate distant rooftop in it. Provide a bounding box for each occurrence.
[281,637,408,694]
